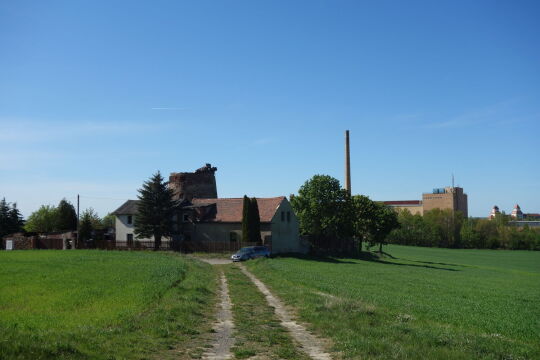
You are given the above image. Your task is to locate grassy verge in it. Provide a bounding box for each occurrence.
[0,250,217,359]
[222,265,310,360]
[246,245,540,359]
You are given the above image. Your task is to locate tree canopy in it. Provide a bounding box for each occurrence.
[387,209,540,250]
[135,171,179,250]
[24,205,58,233]
[242,195,261,244]
[250,198,262,244]
[101,213,115,230]
[0,198,24,237]
[291,175,399,253]
[55,199,78,231]
[78,208,95,244]
[368,201,399,252]
[291,175,353,250]
[242,195,251,243]
[241,196,262,244]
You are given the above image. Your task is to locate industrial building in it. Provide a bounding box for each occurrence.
[383,186,468,217]
[489,204,540,221]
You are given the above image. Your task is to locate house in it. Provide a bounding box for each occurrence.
[112,196,307,254]
[183,196,305,253]
[112,200,172,249]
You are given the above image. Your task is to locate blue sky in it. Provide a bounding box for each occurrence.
[1,0,539,218]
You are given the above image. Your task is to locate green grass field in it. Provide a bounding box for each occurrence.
[246,245,540,359]
[0,251,217,360]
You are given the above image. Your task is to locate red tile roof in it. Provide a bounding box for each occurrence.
[191,197,286,223]
[383,200,422,206]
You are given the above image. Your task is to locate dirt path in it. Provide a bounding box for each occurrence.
[203,272,235,360]
[238,264,333,360]
[193,258,233,265]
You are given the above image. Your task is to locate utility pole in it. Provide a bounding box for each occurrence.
[76,194,80,249]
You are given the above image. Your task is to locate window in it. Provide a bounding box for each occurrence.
[281,211,285,221]
[127,233,134,246]
[287,211,291,223]
[230,232,237,242]
[127,215,133,225]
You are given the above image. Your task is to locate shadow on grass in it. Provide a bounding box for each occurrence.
[273,252,461,271]
[409,260,467,267]
[379,251,466,268]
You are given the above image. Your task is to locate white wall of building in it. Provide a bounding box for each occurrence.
[114,215,163,245]
[270,199,308,254]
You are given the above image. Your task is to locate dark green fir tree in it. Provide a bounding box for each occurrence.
[250,198,262,244]
[135,171,179,250]
[242,195,251,245]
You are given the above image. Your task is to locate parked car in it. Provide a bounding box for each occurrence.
[231,246,270,262]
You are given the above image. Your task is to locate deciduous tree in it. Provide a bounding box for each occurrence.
[100,213,115,230]
[24,205,57,233]
[78,209,95,245]
[369,202,399,253]
[351,195,377,251]
[291,175,353,250]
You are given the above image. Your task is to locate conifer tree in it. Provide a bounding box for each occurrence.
[9,203,24,234]
[250,198,262,244]
[135,171,178,250]
[0,198,24,237]
[56,199,78,231]
[242,195,251,244]
[0,198,10,237]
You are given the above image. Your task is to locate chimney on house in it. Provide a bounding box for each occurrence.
[345,130,351,195]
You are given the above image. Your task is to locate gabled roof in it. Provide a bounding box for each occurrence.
[112,200,139,215]
[191,197,286,223]
[111,197,287,223]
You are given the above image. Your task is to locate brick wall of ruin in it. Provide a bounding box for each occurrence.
[169,164,218,201]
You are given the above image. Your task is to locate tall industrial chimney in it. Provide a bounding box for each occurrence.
[345,130,351,195]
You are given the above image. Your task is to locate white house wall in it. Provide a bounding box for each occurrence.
[114,215,161,245]
[270,199,308,254]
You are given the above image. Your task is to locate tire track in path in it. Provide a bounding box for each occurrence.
[203,272,235,360]
[238,264,332,360]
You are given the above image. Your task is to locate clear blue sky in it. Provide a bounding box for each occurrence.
[1,0,539,218]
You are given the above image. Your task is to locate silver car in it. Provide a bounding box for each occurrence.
[231,246,270,262]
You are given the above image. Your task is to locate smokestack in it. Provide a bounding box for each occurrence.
[345,130,351,195]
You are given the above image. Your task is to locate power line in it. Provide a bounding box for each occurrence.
[78,195,133,201]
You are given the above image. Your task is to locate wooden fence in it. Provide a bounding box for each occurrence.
[114,240,172,250]
[179,241,259,253]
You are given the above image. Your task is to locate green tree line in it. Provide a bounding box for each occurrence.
[290,175,539,253]
[387,209,540,250]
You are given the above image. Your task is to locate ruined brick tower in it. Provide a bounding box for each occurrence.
[169,164,218,201]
